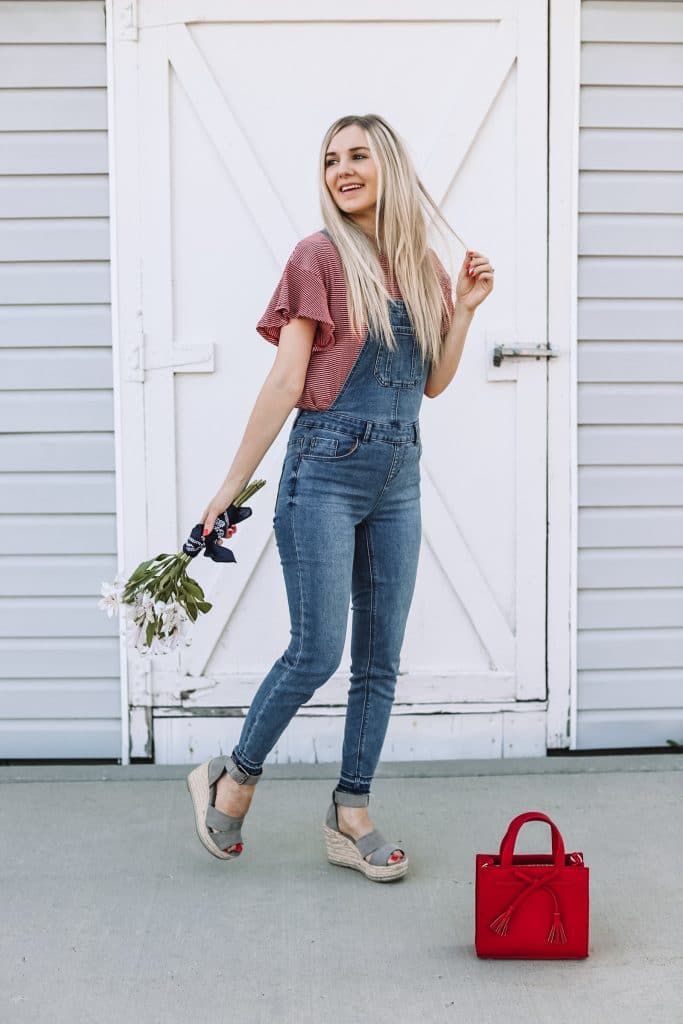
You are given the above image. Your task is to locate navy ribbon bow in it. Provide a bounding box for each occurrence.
[182,503,253,563]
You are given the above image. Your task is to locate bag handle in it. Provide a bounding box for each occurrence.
[498,811,566,868]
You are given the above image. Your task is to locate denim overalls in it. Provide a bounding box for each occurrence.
[231,246,429,795]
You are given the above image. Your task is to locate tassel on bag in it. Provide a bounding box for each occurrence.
[489,907,513,936]
[487,869,568,943]
[488,868,567,943]
[548,911,568,945]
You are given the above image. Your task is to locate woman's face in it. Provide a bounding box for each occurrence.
[324,124,378,231]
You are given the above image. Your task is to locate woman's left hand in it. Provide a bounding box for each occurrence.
[456,249,494,311]
[215,523,237,547]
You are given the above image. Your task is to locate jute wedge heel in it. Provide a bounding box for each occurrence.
[322,788,409,882]
[186,754,260,860]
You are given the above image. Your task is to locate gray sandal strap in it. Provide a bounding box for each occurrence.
[208,754,260,787]
[205,804,243,851]
[354,828,404,866]
[365,841,404,866]
[354,828,385,858]
[333,789,369,807]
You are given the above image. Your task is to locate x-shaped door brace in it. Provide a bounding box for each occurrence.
[157,19,517,679]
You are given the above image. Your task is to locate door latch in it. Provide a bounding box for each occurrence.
[493,343,557,367]
[125,333,215,382]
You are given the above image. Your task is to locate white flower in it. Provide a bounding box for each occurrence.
[98,576,126,618]
[126,617,146,651]
[118,580,199,657]
[140,590,156,623]
[123,600,188,657]
[160,601,186,633]
[130,589,156,627]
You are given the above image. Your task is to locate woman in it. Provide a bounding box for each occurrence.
[187,113,494,881]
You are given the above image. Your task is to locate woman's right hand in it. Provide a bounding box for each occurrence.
[200,484,240,541]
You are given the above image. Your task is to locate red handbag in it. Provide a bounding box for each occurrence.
[475,811,589,959]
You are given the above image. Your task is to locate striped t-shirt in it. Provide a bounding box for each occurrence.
[256,230,455,411]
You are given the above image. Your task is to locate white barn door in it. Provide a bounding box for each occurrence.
[109,0,553,762]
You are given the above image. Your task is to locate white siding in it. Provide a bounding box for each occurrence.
[576,1,683,748]
[0,1,120,759]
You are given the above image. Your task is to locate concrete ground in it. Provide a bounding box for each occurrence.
[1,754,681,1024]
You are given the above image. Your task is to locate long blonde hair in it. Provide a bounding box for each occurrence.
[319,113,467,369]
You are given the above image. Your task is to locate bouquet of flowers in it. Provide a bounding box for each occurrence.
[98,479,266,658]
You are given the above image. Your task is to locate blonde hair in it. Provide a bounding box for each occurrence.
[319,113,467,369]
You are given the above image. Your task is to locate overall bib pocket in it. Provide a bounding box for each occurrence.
[373,325,423,388]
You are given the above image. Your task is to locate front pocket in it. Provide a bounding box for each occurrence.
[300,431,361,461]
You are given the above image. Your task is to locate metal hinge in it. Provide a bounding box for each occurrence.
[117,0,138,40]
[125,331,215,382]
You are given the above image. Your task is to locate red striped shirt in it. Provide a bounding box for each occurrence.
[256,230,454,411]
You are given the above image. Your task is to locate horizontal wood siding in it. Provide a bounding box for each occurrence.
[576,1,683,748]
[0,1,120,759]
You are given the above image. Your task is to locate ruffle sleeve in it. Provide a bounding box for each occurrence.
[256,239,336,352]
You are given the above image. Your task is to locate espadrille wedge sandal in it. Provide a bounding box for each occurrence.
[322,789,409,882]
[186,755,260,860]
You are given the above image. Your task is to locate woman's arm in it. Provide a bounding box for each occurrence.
[424,303,475,398]
[200,316,316,533]
[425,248,493,398]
